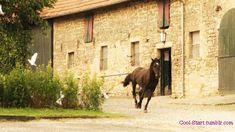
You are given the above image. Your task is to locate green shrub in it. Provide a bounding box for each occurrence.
[1,64,63,108]
[62,74,79,108]
[80,73,104,110]
[4,66,30,107]
[25,65,63,108]
[0,74,4,107]
[0,65,104,110]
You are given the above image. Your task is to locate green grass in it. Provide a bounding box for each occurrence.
[0,108,125,119]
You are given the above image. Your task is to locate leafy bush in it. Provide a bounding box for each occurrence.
[62,74,79,108]
[4,65,30,107]
[25,65,63,108]
[0,66,105,110]
[0,74,4,107]
[80,73,104,110]
[1,64,62,108]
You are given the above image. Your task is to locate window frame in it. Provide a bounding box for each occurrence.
[68,52,75,69]
[190,31,200,59]
[100,46,108,71]
[131,41,140,66]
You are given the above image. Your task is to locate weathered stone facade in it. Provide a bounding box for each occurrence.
[53,1,160,96]
[51,0,235,98]
[168,0,235,97]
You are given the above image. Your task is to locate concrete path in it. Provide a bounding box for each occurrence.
[0,96,235,132]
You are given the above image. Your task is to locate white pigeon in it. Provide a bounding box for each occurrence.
[0,4,5,16]
[28,53,38,66]
[56,91,65,106]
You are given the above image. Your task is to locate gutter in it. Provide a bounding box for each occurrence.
[180,0,185,97]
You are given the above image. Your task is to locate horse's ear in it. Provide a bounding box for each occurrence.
[151,58,154,61]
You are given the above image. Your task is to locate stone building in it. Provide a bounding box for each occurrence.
[38,0,235,98]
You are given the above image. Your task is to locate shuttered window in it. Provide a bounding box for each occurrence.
[84,14,93,43]
[157,0,170,29]
[131,42,139,66]
[100,46,108,70]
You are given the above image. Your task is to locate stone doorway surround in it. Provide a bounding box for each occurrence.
[156,42,172,96]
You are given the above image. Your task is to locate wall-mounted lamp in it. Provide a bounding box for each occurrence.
[215,5,222,12]
[0,4,5,16]
[160,30,166,43]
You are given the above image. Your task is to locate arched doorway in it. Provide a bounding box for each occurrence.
[218,8,235,94]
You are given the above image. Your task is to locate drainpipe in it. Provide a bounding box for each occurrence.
[181,0,185,97]
[180,0,185,97]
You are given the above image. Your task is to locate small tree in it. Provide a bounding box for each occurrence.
[80,73,104,110]
[0,0,56,74]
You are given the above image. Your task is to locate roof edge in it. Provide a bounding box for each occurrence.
[41,0,131,19]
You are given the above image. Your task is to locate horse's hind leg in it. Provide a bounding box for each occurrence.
[132,82,138,108]
[144,89,153,113]
[137,89,144,109]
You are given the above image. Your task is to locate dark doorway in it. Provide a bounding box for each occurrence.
[160,48,172,96]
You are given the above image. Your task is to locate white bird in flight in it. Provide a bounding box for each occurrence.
[28,52,38,66]
[0,4,5,16]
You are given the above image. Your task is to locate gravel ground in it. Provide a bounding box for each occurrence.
[0,96,235,132]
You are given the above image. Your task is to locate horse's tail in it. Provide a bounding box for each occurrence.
[123,74,131,87]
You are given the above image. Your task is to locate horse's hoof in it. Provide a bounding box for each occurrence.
[144,110,147,113]
[135,104,138,108]
[137,104,141,109]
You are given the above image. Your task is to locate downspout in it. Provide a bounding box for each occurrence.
[180,0,185,97]
[51,20,54,69]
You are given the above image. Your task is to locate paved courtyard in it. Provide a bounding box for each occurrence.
[0,96,235,132]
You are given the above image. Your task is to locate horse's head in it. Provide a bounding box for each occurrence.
[150,58,160,79]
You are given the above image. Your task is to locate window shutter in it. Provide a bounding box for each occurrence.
[84,14,93,43]
[164,0,170,28]
[157,0,170,29]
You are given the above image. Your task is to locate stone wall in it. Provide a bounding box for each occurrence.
[168,0,235,97]
[52,0,235,98]
[53,1,160,96]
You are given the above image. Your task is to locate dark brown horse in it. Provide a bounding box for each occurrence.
[123,58,160,112]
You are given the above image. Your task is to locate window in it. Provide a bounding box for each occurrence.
[68,52,74,69]
[131,41,139,66]
[100,46,108,70]
[157,0,170,29]
[84,14,93,43]
[190,31,200,58]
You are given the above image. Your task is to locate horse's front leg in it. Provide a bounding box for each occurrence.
[144,89,153,113]
[132,82,138,108]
